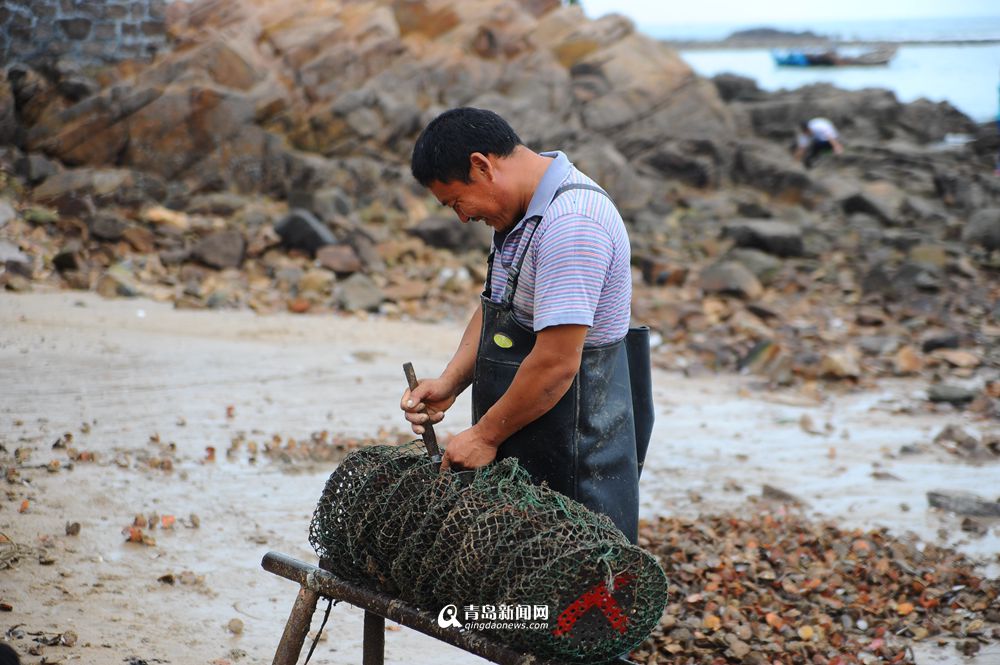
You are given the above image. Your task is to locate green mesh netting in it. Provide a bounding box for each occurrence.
[308,443,667,664]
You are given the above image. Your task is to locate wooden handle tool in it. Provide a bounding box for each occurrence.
[403,362,442,464]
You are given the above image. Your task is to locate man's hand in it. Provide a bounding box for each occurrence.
[400,377,458,435]
[440,425,498,471]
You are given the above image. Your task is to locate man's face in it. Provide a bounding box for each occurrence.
[427,156,515,233]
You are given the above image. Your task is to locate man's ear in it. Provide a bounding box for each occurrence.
[468,152,494,182]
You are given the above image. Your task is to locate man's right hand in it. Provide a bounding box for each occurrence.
[400,377,458,435]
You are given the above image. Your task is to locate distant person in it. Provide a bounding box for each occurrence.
[793,117,844,168]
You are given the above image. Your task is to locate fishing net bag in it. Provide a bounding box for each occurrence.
[307,443,668,662]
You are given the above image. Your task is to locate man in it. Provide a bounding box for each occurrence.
[794,117,844,169]
[400,107,652,543]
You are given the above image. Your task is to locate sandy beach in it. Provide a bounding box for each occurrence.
[1,291,996,664]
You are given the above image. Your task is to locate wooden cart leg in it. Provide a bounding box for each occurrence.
[362,610,385,665]
[273,586,320,665]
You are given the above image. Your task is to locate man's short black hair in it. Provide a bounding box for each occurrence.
[411,107,522,186]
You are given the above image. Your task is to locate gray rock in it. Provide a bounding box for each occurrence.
[712,73,765,102]
[641,143,718,188]
[0,240,29,268]
[337,273,384,312]
[698,261,763,299]
[89,212,127,241]
[927,490,1000,517]
[857,335,901,356]
[726,248,782,285]
[0,199,15,229]
[0,79,15,146]
[880,229,924,252]
[57,75,100,102]
[961,208,1000,251]
[343,228,385,272]
[570,140,653,214]
[841,192,896,225]
[406,215,492,252]
[927,384,978,405]
[901,196,945,223]
[722,219,803,257]
[274,209,336,255]
[731,143,815,202]
[95,264,140,298]
[893,261,942,294]
[186,193,251,216]
[288,187,352,223]
[933,424,981,457]
[921,332,959,354]
[191,230,246,269]
[16,153,59,185]
[53,240,85,273]
[762,484,804,505]
[159,248,190,266]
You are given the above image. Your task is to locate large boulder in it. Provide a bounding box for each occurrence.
[274,209,337,255]
[962,208,1000,251]
[722,219,804,257]
[639,139,725,189]
[731,142,817,204]
[698,261,763,300]
[569,140,653,214]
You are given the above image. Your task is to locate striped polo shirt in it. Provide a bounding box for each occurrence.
[488,151,631,347]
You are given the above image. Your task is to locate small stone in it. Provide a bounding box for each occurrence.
[227,618,244,635]
[893,345,923,375]
[192,230,246,270]
[337,273,384,312]
[316,244,362,275]
[933,349,980,369]
[927,384,977,405]
[298,268,335,296]
[65,522,81,536]
[89,212,127,241]
[820,347,861,379]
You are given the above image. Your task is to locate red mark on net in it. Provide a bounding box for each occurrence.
[553,573,635,637]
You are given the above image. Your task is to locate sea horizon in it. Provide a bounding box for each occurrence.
[619,15,1000,124]
[641,14,1000,43]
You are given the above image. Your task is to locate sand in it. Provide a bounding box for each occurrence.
[1,291,996,664]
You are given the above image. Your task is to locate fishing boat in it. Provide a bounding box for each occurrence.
[772,45,897,67]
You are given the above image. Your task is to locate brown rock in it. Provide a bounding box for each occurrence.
[933,349,980,369]
[316,244,363,275]
[639,257,687,286]
[698,261,763,300]
[893,345,923,375]
[142,205,191,232]
[191,230,246,270]
[393,0,460,38]
[820,347,862,379]
[122,227,157,254]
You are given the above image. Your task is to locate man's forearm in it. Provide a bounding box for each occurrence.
[440,305,482,395]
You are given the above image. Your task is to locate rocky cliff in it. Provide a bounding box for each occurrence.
[1,0,997,413]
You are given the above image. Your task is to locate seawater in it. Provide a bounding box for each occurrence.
[635,16,1000,123]
[678,43,1000,122]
